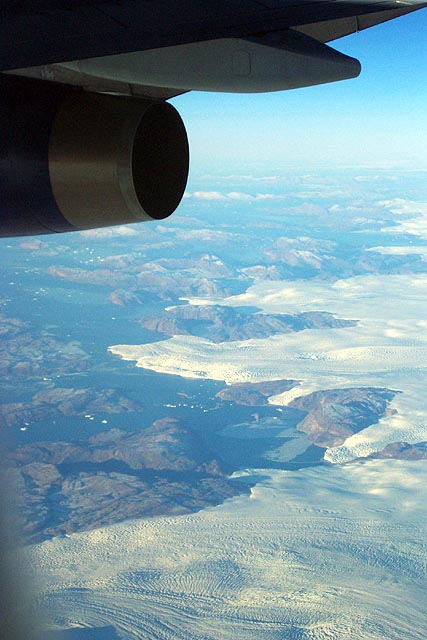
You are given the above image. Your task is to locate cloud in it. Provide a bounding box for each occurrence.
[367,246,427,258]
[186,190,285,202]
[378,199,427,240]
[191,191,227,200]
[226,191,255,201]
[199,174,283,183]
[19,240,48,251]
[79,226,138,238]
[378,199,427,215]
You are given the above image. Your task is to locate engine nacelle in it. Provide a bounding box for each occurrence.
[0,77,189,236]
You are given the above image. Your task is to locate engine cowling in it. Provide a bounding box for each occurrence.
[0,76,189,237]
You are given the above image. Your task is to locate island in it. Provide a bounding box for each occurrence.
[289,387,398,448]
[140,304,357,342]
[0,387,142,429]
[216,379,299,405]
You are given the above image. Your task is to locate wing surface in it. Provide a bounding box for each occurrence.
[2,1,426,71]
[296,5,427,41]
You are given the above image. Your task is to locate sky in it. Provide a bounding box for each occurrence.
[172,10,427,171]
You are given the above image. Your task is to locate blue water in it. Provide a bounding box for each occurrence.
[1,241,323,473]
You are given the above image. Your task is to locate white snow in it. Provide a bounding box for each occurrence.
[109,274,427,462]
[28,460,427,640]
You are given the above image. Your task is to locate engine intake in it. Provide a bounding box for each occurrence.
[0,77,189,236]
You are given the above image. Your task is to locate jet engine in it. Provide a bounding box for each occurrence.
[0,77,189,237]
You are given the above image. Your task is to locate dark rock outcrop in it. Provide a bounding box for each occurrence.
[290,387,398,448]
[10,418,246,543]
[216,379,299,405]
[365,441,427,461]
[0,388,141,429]
[140,304,356,343]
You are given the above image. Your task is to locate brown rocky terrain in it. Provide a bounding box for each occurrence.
[289,387,398,448]
[46,266,135,288]
[9,418,246,543]
[364,441,427,461]
[0,316,90,379]
[108,289,144,306]
[0,387,142,429]
[46,259,236,302]
[216,379,299,405]
[140,304,356,343]
[264,236,427,279]
[141,254,234,279]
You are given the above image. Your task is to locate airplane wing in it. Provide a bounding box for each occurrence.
[1,0,426,237]
[296,4,427,42]
[2,1,426,71]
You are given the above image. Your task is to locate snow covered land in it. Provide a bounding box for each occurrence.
[29,460,426,640]
[110,273,427,462]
